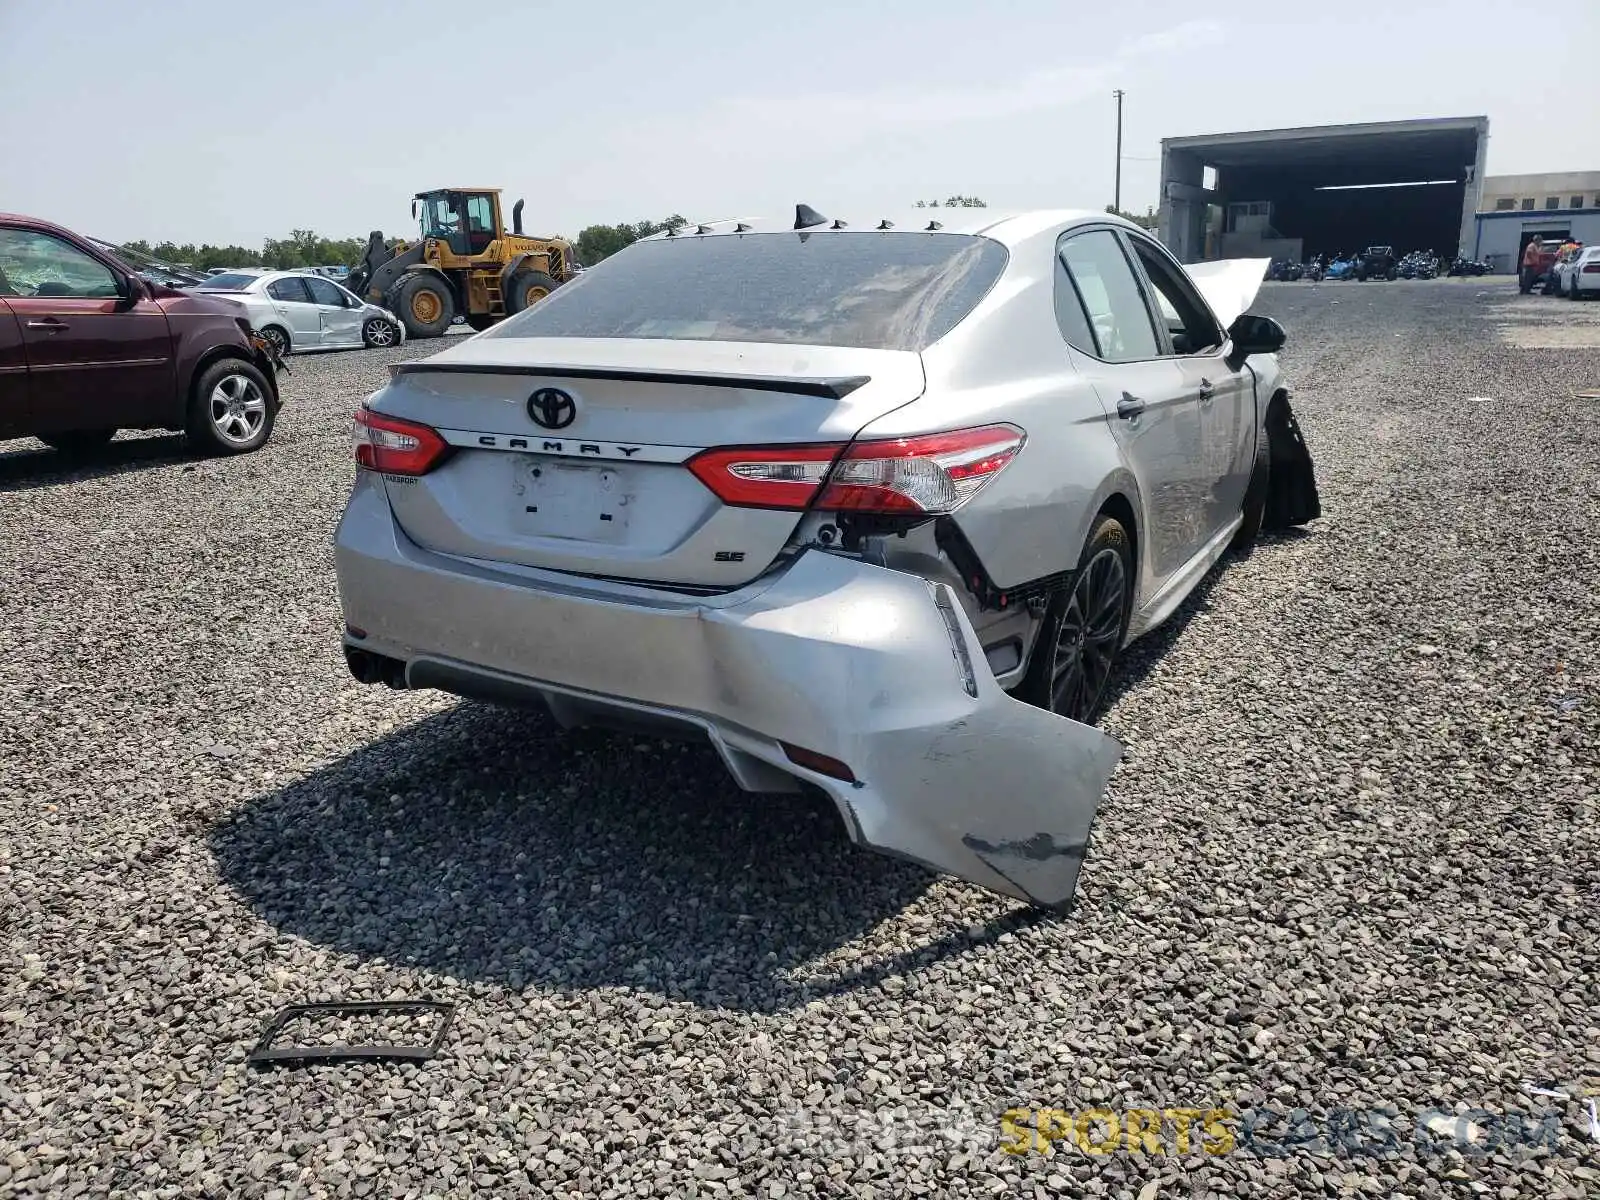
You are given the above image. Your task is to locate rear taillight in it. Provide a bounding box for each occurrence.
[354,407,451,476]
[1583,263,1600,274]
[685,443,843,510]
[688,424,1024,515]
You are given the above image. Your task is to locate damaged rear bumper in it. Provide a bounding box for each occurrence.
[335,476,1123,907]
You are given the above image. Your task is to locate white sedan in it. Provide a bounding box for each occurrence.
[193,270,405,355]
[1554,246,1600,299]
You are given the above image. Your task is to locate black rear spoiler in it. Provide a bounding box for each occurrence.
[388,362,870,400]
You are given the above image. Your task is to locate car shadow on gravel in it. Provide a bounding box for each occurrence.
[1101,530,1316,710]
[210,700,1030,1013]
[0,433,193,491]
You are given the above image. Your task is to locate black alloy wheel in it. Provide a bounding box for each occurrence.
[1049,536,1130,723]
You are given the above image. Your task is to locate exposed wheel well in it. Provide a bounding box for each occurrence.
[1096,492,1139,590]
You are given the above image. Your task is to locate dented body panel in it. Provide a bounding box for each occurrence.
[336,474,1121,906]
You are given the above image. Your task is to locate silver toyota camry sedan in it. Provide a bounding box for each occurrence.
[335,206,1320,909]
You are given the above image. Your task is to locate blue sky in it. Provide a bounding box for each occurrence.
[2,0,1595,247]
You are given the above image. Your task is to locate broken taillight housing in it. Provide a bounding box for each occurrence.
[354,407,451,476]
[688,424,1024,515]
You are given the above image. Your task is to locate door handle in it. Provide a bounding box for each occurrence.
[26,318,68,332]
[1116,392,1146,420]
[1197,376,1215,403]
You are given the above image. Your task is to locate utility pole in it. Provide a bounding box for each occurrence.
[1112,89,1125,213]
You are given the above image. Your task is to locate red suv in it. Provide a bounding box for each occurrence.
[0,214,284,455]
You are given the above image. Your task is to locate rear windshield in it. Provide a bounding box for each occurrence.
[486,231,1009,352]
[195,273,259,290]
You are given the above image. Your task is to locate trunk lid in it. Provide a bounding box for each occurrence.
[370,337,925,587]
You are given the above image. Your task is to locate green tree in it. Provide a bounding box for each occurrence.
[916,196,988,208]
[574,214,688,266]
[1106,205,1159,231]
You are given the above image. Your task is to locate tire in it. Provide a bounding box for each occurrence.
[504,269,558,316]
[1013,514,1133,726]
[1386,267,1398,281]
[1231,433,1269,556]
[260,325,291,357]
[391,274,454,339]
[186,358,275,455]
[40,429,116,454]
[362,317,399,348]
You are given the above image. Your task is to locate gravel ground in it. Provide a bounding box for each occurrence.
[2,282,1599,1199]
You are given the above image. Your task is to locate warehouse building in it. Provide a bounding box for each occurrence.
[1468,172,1600,273]
[1159,116,1489,264]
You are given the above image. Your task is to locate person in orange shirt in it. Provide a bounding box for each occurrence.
[1521,237,1547,293]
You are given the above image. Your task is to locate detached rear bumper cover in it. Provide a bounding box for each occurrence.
[336,476,1122,907]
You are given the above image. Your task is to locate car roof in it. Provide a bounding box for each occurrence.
[634,208,1133,248]
[0,212,78,236]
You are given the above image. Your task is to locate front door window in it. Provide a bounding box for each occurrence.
[0,229,120,299]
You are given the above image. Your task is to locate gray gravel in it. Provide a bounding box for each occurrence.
[2,282,1599,1198]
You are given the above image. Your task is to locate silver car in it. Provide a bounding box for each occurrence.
[194,269,404,355]
[335,207,1319,908]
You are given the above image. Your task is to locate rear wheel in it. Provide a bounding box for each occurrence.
[40,429,116,454]
[1015,515,1133,726]
[187,358,274,455]
[392,274,454,339]
[504,269,558,315]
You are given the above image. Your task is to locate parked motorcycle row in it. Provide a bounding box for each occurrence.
[1267,251,1491,282]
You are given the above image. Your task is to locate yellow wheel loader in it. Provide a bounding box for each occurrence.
[346,188,579,340]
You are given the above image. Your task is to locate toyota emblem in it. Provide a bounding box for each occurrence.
[527,387,577,430]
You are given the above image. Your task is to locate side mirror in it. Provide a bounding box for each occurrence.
[116,275,144,309]
[1227,312,1286,358]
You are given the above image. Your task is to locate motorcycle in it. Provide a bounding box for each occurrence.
[1303,255,1326,282]
[1448,255,1490,277]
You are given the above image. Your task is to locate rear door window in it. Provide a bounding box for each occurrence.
[268,277,312,303]
[486,231,1009,352]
